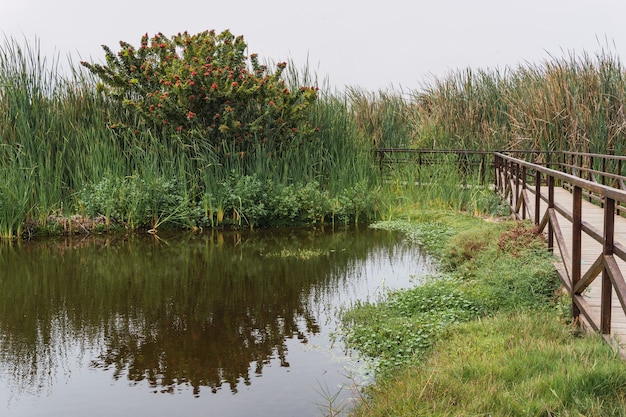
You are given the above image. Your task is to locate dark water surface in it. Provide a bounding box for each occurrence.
[0,227,432,417]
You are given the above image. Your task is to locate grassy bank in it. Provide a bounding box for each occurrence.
[340,214,626,416]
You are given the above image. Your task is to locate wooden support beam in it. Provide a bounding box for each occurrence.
[572,185,582,321]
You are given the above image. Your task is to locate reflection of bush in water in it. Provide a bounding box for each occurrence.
[0,227,407,395]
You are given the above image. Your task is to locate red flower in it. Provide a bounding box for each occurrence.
[211,83,218,90]
[177,125,183,132]
[231,82,238,87]
[187,111,196,119]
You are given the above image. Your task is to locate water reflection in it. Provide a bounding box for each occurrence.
[0,227,431,415]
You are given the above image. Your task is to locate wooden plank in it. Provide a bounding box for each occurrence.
[574,254,603,293]
[548,208,572,283]
[605,255,626,315]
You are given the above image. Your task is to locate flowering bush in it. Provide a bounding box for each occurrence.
[81,30,318,153]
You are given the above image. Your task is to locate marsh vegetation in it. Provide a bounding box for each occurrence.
[10,34,626,238]
[3,30,626,416]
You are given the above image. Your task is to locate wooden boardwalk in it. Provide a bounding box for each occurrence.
[528,186,626,349]
[377,148,626,353]
[495,152,626,356]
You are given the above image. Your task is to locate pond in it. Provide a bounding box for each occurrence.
[0,227,433,417]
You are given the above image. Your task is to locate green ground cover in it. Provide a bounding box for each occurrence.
[341,214,626,416]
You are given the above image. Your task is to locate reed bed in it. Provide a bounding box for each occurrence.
[412,49,626,155]
[0,37,389,237]
[2,34,626,238]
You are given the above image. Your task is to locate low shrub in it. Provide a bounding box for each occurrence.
[78,174,189,230]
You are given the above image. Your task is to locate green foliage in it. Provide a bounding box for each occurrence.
[221,173,268,228]
[291,181,333,224]
[336,181,379,226]
[351,311,626,417]
[78,174,189,229]
[370,219,455,258]
[377,155,504,219]
[412,50,626,154]
[443,222,504,269]
[343,275,484,372]
[342,218,560,376]
[0,167,33,238]
[81,30,318,154]
[196,174,353,228]
[387,276,483,319]
[0,36,383,235]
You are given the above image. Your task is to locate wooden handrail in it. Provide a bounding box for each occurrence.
[375,148,626,345]
[494,152,626,344]
[376,148,626,344]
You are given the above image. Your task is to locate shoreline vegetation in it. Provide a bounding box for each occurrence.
[3,34,626,239]
[342,215,626,416]
[3,31,626,414]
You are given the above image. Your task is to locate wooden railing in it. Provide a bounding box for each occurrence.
[375,148,555,184]
[494,152,626,342]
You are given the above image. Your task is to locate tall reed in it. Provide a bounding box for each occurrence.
[0,37,388,236]
[412,49,626,154]
[5,35,622,237]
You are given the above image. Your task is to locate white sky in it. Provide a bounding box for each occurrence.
[1,0,626,91]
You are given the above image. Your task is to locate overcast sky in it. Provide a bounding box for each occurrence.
[2,0,626,91]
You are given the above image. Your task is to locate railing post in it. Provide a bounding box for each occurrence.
[618,159,622,216]
[548,175,555,252]
[495,154,500,192]
[515,163,520,215]
[417,150,422,184]
[508,160,514,208]
[521,165,527,219]
[534,169,541,226]
[481,153,486,185]
[572,186,582,323]
[546,150,552,170]
[601,197,616,334]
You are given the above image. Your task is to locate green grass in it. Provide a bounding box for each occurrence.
[341,215,626,416]
[351,311,626,417]
[411,49,626,155]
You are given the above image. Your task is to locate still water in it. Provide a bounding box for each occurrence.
[0,227,432,417]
